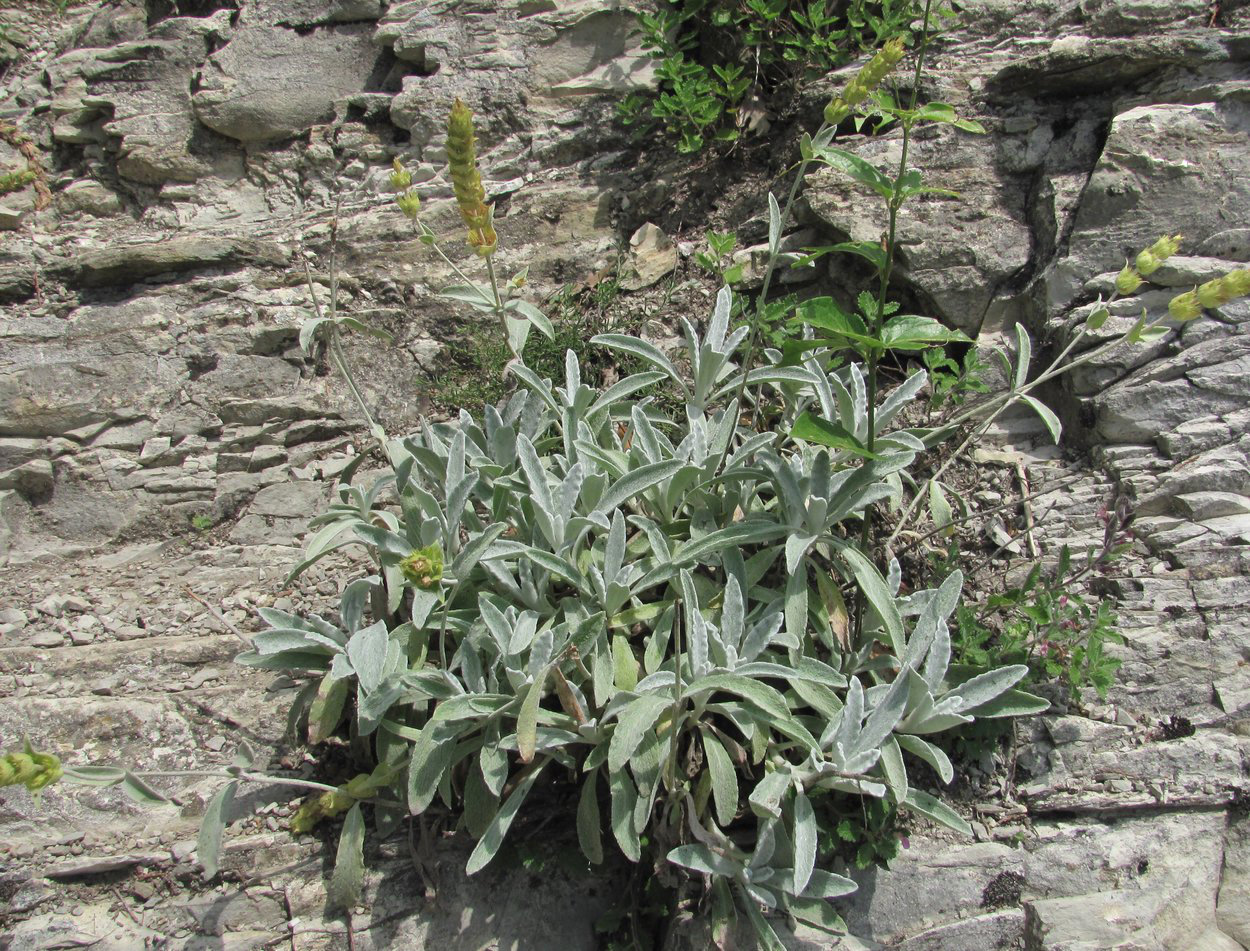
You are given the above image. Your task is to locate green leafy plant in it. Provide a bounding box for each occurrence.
[825,795,904,869]
[922,345,989,412]
[951,506,1133,704]
[693,229,745,286]
[619,0,922,154]
[0,165,34,196]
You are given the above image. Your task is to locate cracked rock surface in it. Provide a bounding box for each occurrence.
[1,0,1249,948]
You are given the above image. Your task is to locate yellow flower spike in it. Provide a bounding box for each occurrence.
[447,98,495,254]
[324,789,354,815]
[467,211,498,258]
[0,742,63,794]
[1168,289,1202,321]
[289,798,324,835]
[289,788,355,836]
[7,753,37,784]
[1115,263,1144,296]
[390,158,412,191]
[1136,234,1182,276]
[395,190,421,219]
[1223,269,1250,298]
[825,37,906,126]
[26,746,62,792]
[1197,278,1230,310]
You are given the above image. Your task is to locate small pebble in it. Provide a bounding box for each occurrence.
[129,881,156,900]
[0,607,28,629]
[69,627,97,646]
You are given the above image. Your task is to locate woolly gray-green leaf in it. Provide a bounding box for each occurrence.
[1022,394,1062,444]
[197,781,237,881]
[749,769,790,818]
[792,788,817,896]
[608,694,672,772]
[577,769,604,864]
[517,666,550,764]
[609,768,641,861]
[833,542,906,657]
[1013,323,1032,390]
[685,673,790,720]
[120,772,170,807]
[327,803,366,912]
[904,788,973,836]
[466,761,547,875]
[596,459,685,516]
[702,729,738,827]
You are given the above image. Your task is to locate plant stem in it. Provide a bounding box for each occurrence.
[134,770,337,794]
[485,255,516,364]
[302,255,383,443]
[711,125,833,478]
[853,0,937,640]
[418,220,487,290]
[330,327,383,440]
[884,312,1154,549]
[122,769,411,809]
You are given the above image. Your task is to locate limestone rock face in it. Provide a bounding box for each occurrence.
[2,0,1250,948]
[87,12,238,185]
[193,21,382,143]
[1048,100,1250,317]
[807,130,1033,334]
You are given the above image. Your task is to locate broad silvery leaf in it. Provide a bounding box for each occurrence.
[467,762,548,875]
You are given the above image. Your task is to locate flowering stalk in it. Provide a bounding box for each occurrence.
[823,37,906,128]
[887,243,1250,550]
[1135,234,1181,276]
[846,0,935,641]
[716,24,911,476]
[0,741,62,800]
[393,103,521,366]
[447,99,498,257]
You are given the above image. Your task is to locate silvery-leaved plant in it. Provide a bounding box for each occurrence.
[232,281,1046,945]
[19,11,1245,942]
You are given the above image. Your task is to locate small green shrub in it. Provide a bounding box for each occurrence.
[0,166,35,196]
[952,542,1127,704]
[922,345,989,412]
[619,0,924,153]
